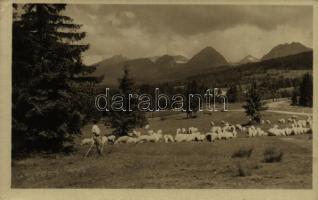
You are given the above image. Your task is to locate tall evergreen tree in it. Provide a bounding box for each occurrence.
[242,82,268,124]
[12,4,97,155]
[110,68,147,136]
[184,80,200,118]
[299,73,313,107]
[291,87,299,106]
[226,85,238,103]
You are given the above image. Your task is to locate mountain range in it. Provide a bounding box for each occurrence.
[261,42,311,61]
[237,55,259,65]
[91,42,312,85]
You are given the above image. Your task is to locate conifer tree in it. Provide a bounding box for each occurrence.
[242,82,267,124]
[226,85,238,103]
[12,4,98,155]
[299,73,313,107]
[184,80,200,118]
[111,68,147,136]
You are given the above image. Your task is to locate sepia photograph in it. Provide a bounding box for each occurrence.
[0,0,316,195]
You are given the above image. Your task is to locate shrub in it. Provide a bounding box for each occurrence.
[236,163,250,177]
[232,147,253,158]
[160,116,167,121]
[263,147,283,163]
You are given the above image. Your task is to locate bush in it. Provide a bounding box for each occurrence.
[232,147,253,158]
[160,116,167,121]
[263,147,283,163]
[236,163,251,177]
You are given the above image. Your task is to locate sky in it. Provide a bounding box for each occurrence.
[63,4,313,65]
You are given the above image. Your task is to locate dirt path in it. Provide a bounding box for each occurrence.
[229,100,312,116]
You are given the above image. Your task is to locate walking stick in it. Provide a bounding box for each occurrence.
[84,141,94,158]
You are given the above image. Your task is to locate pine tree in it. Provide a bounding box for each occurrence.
[110,68,147,136]
[242,82,268,124]
[226,85,238,103]
[12,4,98,155]
[291,87,299,106]
[299,73,313,107]
[184,80,200,118]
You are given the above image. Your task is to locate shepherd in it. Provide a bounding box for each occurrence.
[91,119,103,156]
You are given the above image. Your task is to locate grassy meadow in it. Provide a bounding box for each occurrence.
[11,101,313,188]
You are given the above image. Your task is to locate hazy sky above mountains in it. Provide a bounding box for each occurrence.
[64,4,313,65]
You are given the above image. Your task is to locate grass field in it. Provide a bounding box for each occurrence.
[11,102,313,188]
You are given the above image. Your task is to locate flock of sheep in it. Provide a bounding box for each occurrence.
[81,115,313,147]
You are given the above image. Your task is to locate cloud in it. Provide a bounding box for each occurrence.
[63,4,312,65]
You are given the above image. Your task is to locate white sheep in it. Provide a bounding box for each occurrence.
[247,126,256,137]
[115,136,137,144]
[205,132,217,142]
[235,124,243,131]
[107,135,116,143]
[210,121,215,126]
[175,130,195,142]
[181,128,187,134]
[278,118,286,124]
[133,130,141,137]
[138,132,162,143]
[163,134,174,143]
[242,127,247,132]
[266,120,271,124]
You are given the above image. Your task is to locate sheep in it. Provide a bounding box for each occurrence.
[256,127,267,136]
[268,125,285,136]
[235,124,243,131]
[126,137,138,143]
[144,124,150,130]
[210,121,215,126]
[115,136,138,144]
[287,118,293,123]
[181,128,187,134]
[242,127,247,132]
[205,132,219,142]
[261,120,265,124]
[138,131,163,143]
[128,130,141,137]
[192,131,205,141]
[220,130,234,140]
[232,129,238,138]
[248,126,257,137]
[107,135,116,143]
[221,120,226,125]
[284,127,292,136]
[211,126,222,133]
[147,130,154,135]
[266,120,271,124]
[81,138,94,146]
[163,134,174,143]
[133,130,141,137]
[278,118,286,124]
[174,132,190,142]
[188,127,199,134]
[298,120,307,127]
[175,129,197,142]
